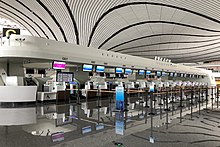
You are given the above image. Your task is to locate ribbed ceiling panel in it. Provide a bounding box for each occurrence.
[1,0,220,63]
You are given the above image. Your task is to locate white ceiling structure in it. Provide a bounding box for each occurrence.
[1,0,220,63]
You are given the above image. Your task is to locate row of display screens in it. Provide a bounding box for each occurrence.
[82,64,201,78]
[46,61,202,78]
[83,64,145,74]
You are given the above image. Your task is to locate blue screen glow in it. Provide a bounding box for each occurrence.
[170,73,174,77]
[138,70,145,75]
[174,73,177,77]
[83,64,93,72]
[116,67,123,73]
[162,72,166,76]
[125,68,132,74]
[146,70,151,75]
[96,66,104,72]
[156,71,161,76]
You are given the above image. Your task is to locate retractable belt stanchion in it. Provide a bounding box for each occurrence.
[171,87,174,116]
[145,89,149,124]
[195,87,198,109]
[198,87,201,115]
[97,87,101,124]
[180,87,183,123]
[190,87,193,119]
[149,89,155,141]
[124,89,128,130]
[158,87,163,120]
[153,88,157,115]
[140,89,144,117]
[211,86,214,110]
[201,86,204,106]
[165,90,169,129]
[217,86,219,108]
[204,86,209,111]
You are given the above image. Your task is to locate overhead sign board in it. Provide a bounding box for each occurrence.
[3,28,20,38]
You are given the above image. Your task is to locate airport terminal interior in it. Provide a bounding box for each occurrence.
[1,0,220,147]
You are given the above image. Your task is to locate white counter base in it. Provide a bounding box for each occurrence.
[37,92,57,101]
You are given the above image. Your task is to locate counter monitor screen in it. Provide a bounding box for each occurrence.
[53,61,66,69]
[56,72,74,82]
[174,73,177,77]
[83,64,93,72]
[116,67,123,73]
[125,68,132,74]
[169,72,174,77]
[156,71,161,77]
[38,69,46,74]
[138,70,145,75]
[96,65,105,73]
[146,70,151,75]
[26,68,35,74]
[162,72,166,77]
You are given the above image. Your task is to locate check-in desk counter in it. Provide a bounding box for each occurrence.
[126,89,145,103]
[37,91,57,101]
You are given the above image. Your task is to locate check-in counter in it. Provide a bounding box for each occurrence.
[37,92,57,101]
[0,86,37,102]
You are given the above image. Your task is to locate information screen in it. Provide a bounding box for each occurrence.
[53,61,66,69]
[56,72,74,82]
[169,72,174,77]
[83,64,93,72]
[138,70,145,75]
[156,71,161,77]
[96,65,104,73]
[124,68,132,74]
[116,67,123,73]
[174,73,177,77]
[146,70,151,75]
[26,68,35,74]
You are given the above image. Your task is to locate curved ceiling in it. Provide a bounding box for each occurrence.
[1,0,220,63]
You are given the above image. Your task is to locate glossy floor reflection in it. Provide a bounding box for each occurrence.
[0,98,149,147]
[0,98,217,147]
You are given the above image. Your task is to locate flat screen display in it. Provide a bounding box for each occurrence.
[169,72,174,77]
[162,72,166,77]
[116,67,123,73]
[26,68,35,74]
[53,61,66,69]
[125,68,132,74]
[96,65,104,73]
[180,73,183,77]
[38,69,46,74]
[83,64,93,72]
[146,70,151,75]
[156,71,161,77]
[174,73,177,77]
[56,72,74,82]
[138,70,145,75]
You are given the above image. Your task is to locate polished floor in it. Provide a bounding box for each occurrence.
[0,99,219,147]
